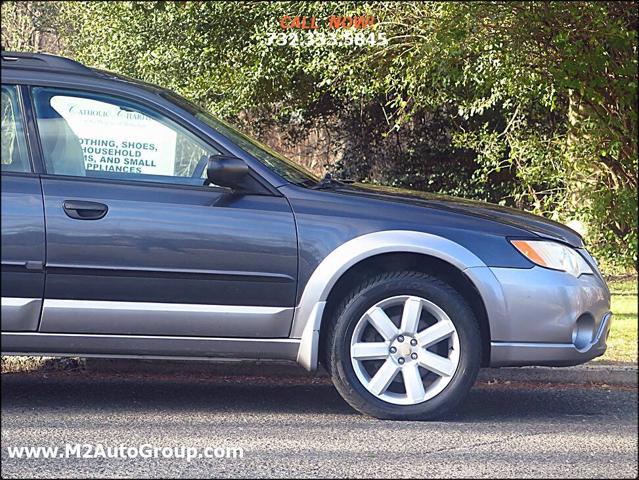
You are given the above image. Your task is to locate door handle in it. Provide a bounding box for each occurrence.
[63,200,108,220]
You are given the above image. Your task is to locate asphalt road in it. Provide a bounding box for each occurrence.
[1,371,637,478]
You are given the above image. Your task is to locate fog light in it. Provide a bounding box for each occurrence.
[572,314,595,351]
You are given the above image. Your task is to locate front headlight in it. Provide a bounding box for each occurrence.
[510,240,593,277]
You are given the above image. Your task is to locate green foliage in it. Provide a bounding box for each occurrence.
[41,1,639,272]
[1,1,61,52]
[603,277,638,363]
[362,2,638,272]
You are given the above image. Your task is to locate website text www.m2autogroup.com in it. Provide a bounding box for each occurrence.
[4,444,244,462]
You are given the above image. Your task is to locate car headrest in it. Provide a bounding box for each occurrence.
[37,96,86,176]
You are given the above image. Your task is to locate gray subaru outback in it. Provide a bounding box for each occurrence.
[1,52,611,420]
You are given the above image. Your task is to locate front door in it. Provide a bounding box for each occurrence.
[30,86,297,338]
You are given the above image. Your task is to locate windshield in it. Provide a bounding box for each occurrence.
[161,91,319,187]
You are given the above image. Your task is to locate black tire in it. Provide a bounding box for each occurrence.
[324,271,481,420]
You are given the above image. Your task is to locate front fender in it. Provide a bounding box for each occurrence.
[291,230,508,370]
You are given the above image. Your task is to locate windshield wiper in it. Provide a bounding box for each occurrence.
[311,173,355,190]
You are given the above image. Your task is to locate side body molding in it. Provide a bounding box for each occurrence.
[292,230,508,370]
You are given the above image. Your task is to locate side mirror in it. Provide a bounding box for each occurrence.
[206,155,249,189]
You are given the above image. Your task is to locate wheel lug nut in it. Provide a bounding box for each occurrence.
[398,358,405,364]
[389,347,397,354]
[411,353,418,360]
[397,336,404,343]
[410,339,417,346]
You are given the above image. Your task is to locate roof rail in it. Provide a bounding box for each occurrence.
[1,51,93,73]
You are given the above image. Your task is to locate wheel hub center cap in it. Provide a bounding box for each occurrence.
[398,343,412,356]
[390,335,417,362]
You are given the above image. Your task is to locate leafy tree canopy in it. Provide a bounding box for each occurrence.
[3,1,637,272]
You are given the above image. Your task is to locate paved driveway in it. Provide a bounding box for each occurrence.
[1,371,637,478]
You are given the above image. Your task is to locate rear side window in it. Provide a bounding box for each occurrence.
[1,85,31,173]
[31,87,220,186]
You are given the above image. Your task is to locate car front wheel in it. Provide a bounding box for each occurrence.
[325,271,481,420]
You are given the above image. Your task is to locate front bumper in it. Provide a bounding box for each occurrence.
[485,266,612,367]
[490,312,612,367]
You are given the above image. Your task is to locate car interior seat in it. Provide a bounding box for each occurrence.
[1,90,30,172]
[35,93,86,176]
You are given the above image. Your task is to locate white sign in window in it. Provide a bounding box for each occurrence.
[50,96,178,176]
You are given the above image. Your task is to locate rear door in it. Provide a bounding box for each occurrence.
[1,84,45,331]
[30,86,298,338]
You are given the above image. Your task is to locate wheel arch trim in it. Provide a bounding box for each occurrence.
[292,230,508,370]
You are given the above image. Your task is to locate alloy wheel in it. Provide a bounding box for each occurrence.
[349,295,460,405]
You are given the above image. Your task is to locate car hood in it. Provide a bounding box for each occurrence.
[336,183,584,248]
